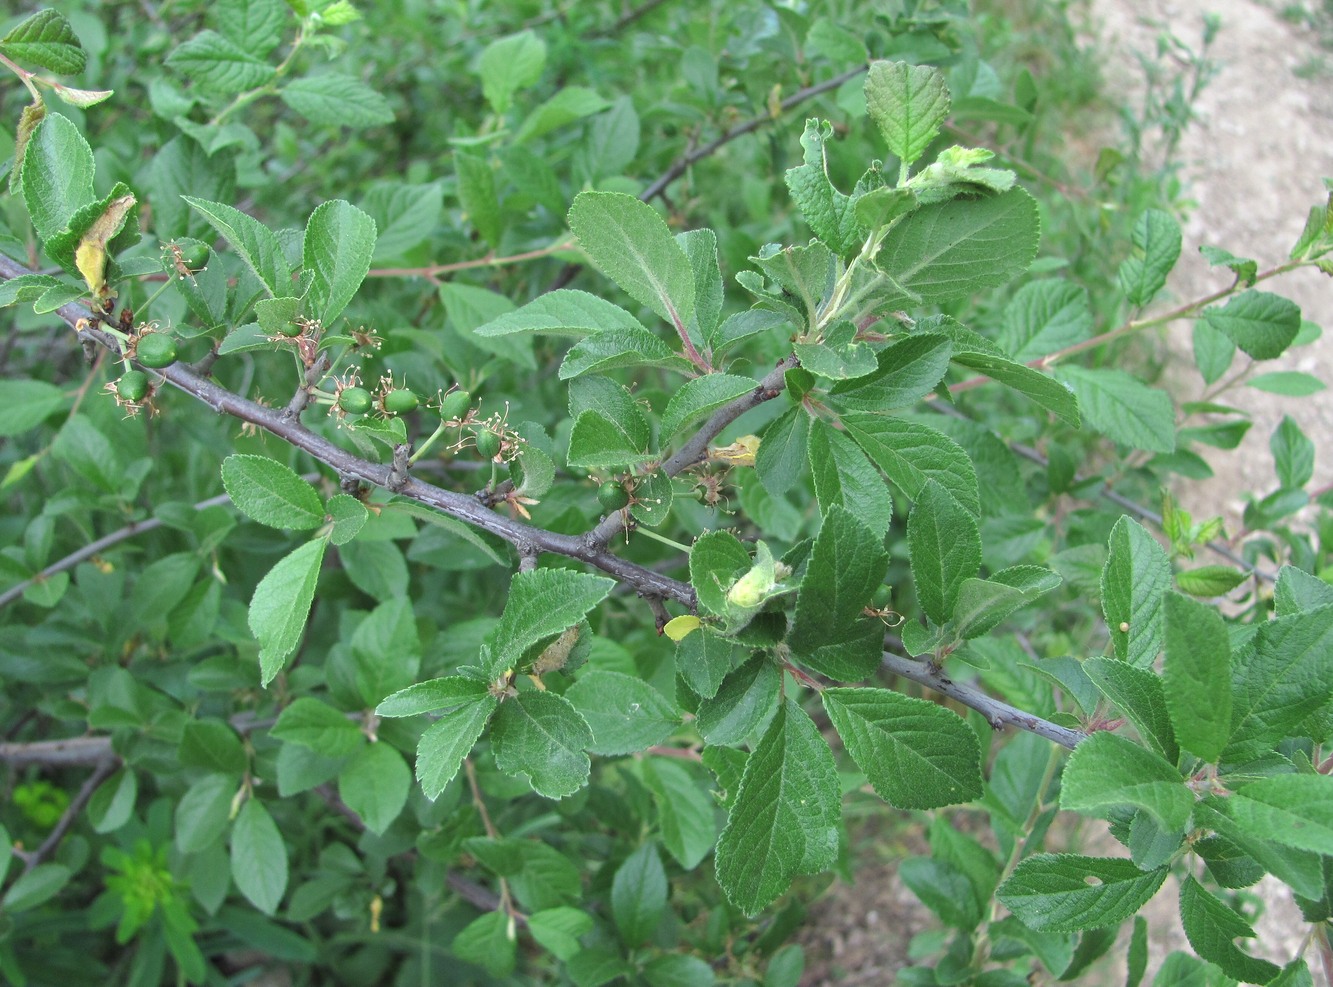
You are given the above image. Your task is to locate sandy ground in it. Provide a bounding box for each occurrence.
[800,2,1333,984]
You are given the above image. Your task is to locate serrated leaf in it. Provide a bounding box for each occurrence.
[1203,290,1301,361]
[528,907,594,962]
[415,695,497,799]
[180,719,248,775]
[612,842,667,947]
[559,326,685,379]
[452,911,516,978]
[874,188,1040,306]
[175,775,236,854]
[783,118,865,255]
[789,506,890,680]
[997,855,1168,932]
[951,565,1062,639]
[808,421,892,540]
[230,799,287,915]
[949,350,1081,426]
[1225,775,1333,856]
[1178,876,1280,984]
[1192,320,1236,385]
[998,278,1095,362]
[249,539,326,685]
[280,74,394,128]
[908,479,981,624]
[1193,796,1323,900]
[513,86,609,144]
[715,699,840,916]
[183,196,292,298]
[823,687,981,808]
[476,289,648,338]
[1056,366,1175,452]
[567,191,694,329]
[338,742,410,834]
[167,31,276,95]
[377,676,490,718]
[696,656,781,747]
[842,413,979,516]
[478,29,544,115]
[0,379,67,436]
[0,9,86,74]
[828,333,952,412]
[661,374,756,439]
[566,671,678,755]
[1162,591,1231,762]
[491,690,593,799]
[20,113,96,242]
[221,455,323,529]
[756,406,812,496]
[270,697,364,755]
[454,150,502,248]
[482,569,614,680]
[1175,565,1247,597]
[865,61,949,169]
[1083,656,1178,763]
[325,493,367,546]
[1117,209,1181,306]
[216,0,286,56]
[302,199,376,326]
[1199,244,1258,285]
[643,757,717,869]
[1274,565,1333,616]
[1101,516,1173,667]
[1060,731,1192,831]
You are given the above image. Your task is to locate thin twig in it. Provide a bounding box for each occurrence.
[16,758,121,873]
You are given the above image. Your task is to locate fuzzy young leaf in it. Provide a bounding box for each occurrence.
[230,799,288,915]
[221,455,323,530]
[789,506,890,680]
[823,687,982,808]
[1175,565,1248,598]
[183,196,292,297]
[491,690,593,799]
[249,539,326,685]
[0,9,86,74]
[1118,209,1181,306]
[1060,732,1192,831]
[1178,876,1281,985]
[415,695,498,800]
[280,74,394,128]
[302,199,377,326]
[908,479,981,625]
[1162,591,1231,762]
[783,118,865,255]
[1101,516,1172,667]
[566,671,678,756]
[1202,290,1301,361]
[568,191,695,329]
[792,321,878,381]
[828,333,952,413]
[715,699,840,916]
[997,855,1169,932]
[864,61,950,169]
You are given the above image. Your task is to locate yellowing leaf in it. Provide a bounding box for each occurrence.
[75,193,136,298]
[709,434,760,467]
[664,615,702,642]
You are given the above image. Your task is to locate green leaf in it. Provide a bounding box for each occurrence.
[900,856,983,930]
[221,455,323,530]
[438,282,535,369]
[908,479,981,624]
[21,113,96,242]
[874,188,1040,306]
[676,628,738,701]
[823,687,982,808]
[948,350,1081,427]
[482,569,615,680]
[1,863,71,913]
[1192,320,1235,385]
[378,676,490,718]
[514,86,609,144]
[612,842,667,947]
[491,690,593,799]
[566,671,678,756]
[645,954,717,987]
[1060,732,1192,831]
[175,774,236,854]
[696,656,782,747]
[1163,591,1232,762]
[661,375,756,439]
[230,799,288,915]
[794,321,879,381]
[998,279,1094,362]
[476,289,648,338]
[183,196,292,297]
[828,333,952,412]
[1227,775,1333,855]
[1178,876,1281,984]
[249,539,326,685]
[528,907,593,962]
[842,413,979,516]
[567,379,653,470]
[280,74,394,128]
[454,151,502,248]
[452,911,517,978]
[216,0,285,56]
[715,699,840,916]
[88,768,137,834]
[1175,565,1248,597]
[1117,209,1181,306]
[559,326,687,379]
[180,718,248,775]
[790,505,890,680]
[643,757,717,869]
[1101,516,1172,667]
[1274,565,1333,616]
[756,406,813,496]
[271,697,364,755]
[414,695,498,800]
[1203,290,1302,360]
[1248,371,1325,397]
[166,31,276,95]
[950,565,1063,640]
[1199,244,1258,285]
[301,199,376,326]
[350,597,421,706]
[864,61,950,169]
[325,493,367,546]
[783,118,865,255]
[338,742,410,834]
[363,181,443,261]
[997,855,1168,932]
[0,10,86,74]
[1227,604,1333,753]
[567,191,695,329]
[689,529,753,618]
[808,421,892,540]
[1083,656,1178,764]
[0,379,68,437]
[478,29,545,115]
[1056,367,1175,452]
[1192,796,1323,900]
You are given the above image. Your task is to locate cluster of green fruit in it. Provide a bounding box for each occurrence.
[114,330,180,404]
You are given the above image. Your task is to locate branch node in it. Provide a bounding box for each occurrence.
[387,444,412,491]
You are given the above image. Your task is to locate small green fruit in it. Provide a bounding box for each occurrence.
[178,244,209,270]
[274,319,306,338]
[474,427,502,460]
[382,388,420,414]
[597,480,630,513]
[338,386,373,415]
[116,370,149,403]
[870,584,893,610]
[135,332,177,369]
[438,389,471,422]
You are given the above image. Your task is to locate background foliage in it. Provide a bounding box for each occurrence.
[2,1,1332,985]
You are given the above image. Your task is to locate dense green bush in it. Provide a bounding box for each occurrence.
[2,2,1332,984]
